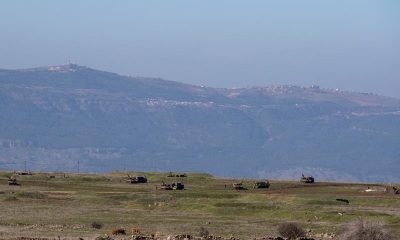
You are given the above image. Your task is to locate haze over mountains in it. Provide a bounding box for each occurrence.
[0,64,399,182]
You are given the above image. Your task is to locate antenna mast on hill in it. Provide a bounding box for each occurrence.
[66,58,74,65]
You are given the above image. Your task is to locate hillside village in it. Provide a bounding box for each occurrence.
[0,65,399,183]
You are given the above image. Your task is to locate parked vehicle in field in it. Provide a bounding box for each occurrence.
[8,177,19,186]
[300,174,315,183]
[232,182,246,190]
[253,180,270,189]
[160,181,184,190]
[172,182,184,190]
[167,172,187,178]
[385,186,400,194]
[126,175,147,184]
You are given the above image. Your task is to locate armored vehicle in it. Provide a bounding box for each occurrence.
[8,177,19,186]
[167,172,187,178]
[253,180,270,189]
[160,182,173,190]
[126,175,147,184]
[300,174,315,183]
[16,171,32,176]
[232,182,246,190]
[385,186,400,194]
[172,182,184,190]
[160,181,184,190]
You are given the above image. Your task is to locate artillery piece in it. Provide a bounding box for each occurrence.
[300,174,315,183]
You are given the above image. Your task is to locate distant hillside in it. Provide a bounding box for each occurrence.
[1,64,399,182]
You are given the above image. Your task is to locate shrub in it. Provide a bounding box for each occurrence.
[95,236,114,240]
[277,222,305,240]
[199,227,210,238]
[91,222,103,229]
[16,191,46,199]
[111,228,126,235]
[336,220,393,240]
[4,195,18,201]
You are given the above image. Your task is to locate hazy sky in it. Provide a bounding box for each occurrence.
[1,1,399,97]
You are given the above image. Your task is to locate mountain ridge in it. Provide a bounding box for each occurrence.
[1,64,399,182]
[4,64,399,100]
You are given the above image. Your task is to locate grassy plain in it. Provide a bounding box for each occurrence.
[0,171,399,239]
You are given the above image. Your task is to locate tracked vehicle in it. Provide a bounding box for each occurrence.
[160,181,184,190]
[300,174,315,183]
[167,172,187,178]
[385,186,400,194]
[8,177,19,186]
[232,182,246,190]
[126,175,147,184]
[253,180,270,189]
[15,171,32,176]
[172,182,184,190]
[160,182,173,190]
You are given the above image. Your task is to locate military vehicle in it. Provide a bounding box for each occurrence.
[160,181,184,190]
[385,186,400,194]
[16,171,32,176]
[232,182,246,190]
[300,174,315,183]
[7,177,19,186]
[253,180,270,189]
[172,182,184,190]
[167,172,187,178]
[160,182,173,190]
[126,175,147,184]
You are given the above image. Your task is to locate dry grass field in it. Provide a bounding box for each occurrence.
[0,171,399,239]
